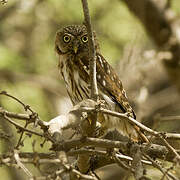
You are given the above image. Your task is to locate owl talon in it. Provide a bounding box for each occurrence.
[95,99,105,112]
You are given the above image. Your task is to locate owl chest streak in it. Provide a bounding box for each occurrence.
[60,56,91,105]
[60,55,116,110]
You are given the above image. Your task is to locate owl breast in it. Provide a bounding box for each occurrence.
[59,54,116,108]
[59,54,91,105]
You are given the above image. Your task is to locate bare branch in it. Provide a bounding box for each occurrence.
[81,0,98,100]
[98,108,180,140]
[2,114,43,137]
[143,154,179,180]
[159,136,180,163]
[0,108,30,121]
[14,150,33,178]
[0,91,34,114]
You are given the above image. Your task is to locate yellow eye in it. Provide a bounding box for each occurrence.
[63,35,71,43]
[81,35,88,43]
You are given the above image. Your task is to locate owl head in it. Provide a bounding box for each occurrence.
[55,25,99,57]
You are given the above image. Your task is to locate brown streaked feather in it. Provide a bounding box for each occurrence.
[96,54,136,119]
[75,52,136,118]
[55,25,148,142]
[76,54,149,142]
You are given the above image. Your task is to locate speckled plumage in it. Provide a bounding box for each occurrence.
[55,25,147,142]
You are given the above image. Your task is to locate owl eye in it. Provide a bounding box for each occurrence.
[63,35,71,43]
[81,35,88,43]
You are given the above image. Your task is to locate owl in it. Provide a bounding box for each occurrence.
[55,25,148,142]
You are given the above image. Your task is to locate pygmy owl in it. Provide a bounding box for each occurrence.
[55,25,147,142]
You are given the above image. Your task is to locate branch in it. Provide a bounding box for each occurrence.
[1,96,180,163]
[143,154,179,180]
[1,92,180,178]
[51,137,170,161]
[14,150,33,178]
[0,91,34,114]
[0,108,30,120]
[0,152,97,180]
[81,106,180,140]
[2,114,43,137]
[81,0,98,101]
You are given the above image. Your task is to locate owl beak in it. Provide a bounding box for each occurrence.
[73,46,78,54]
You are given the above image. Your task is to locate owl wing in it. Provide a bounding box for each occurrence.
[77,53,148,142]
[96,53,136,119]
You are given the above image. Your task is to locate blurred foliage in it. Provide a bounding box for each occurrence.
[0,0,151,120]
[0,0,180,179]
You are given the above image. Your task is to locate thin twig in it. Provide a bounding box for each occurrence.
[0,107,50,135]
[0,91,34,113]
[2,106,180,140]
[0,108,30,120]
[99,108,158,136]
[14,150,33,178]
[0,151,152,168]
[16,121,28,149]
[3,115,43,137]
[159,135,180,163]
[96,107,180,140]
[98,108,180,162]
[114,153,135,173]
[143,154,178,180]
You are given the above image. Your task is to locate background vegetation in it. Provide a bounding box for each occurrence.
[0,0,180,179]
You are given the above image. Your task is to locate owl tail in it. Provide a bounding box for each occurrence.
[105,116,149,143]
[99,113,149,142]
[120,120,149,143]
[134,125,149,143]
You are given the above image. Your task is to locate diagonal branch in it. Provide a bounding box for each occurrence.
[143,154,179,180]
[2,114,43,137]
[14,150,33,178]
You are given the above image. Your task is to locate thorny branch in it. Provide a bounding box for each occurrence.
[78,106,180,140]
[0,91,180,179]
[143,154,179,180]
